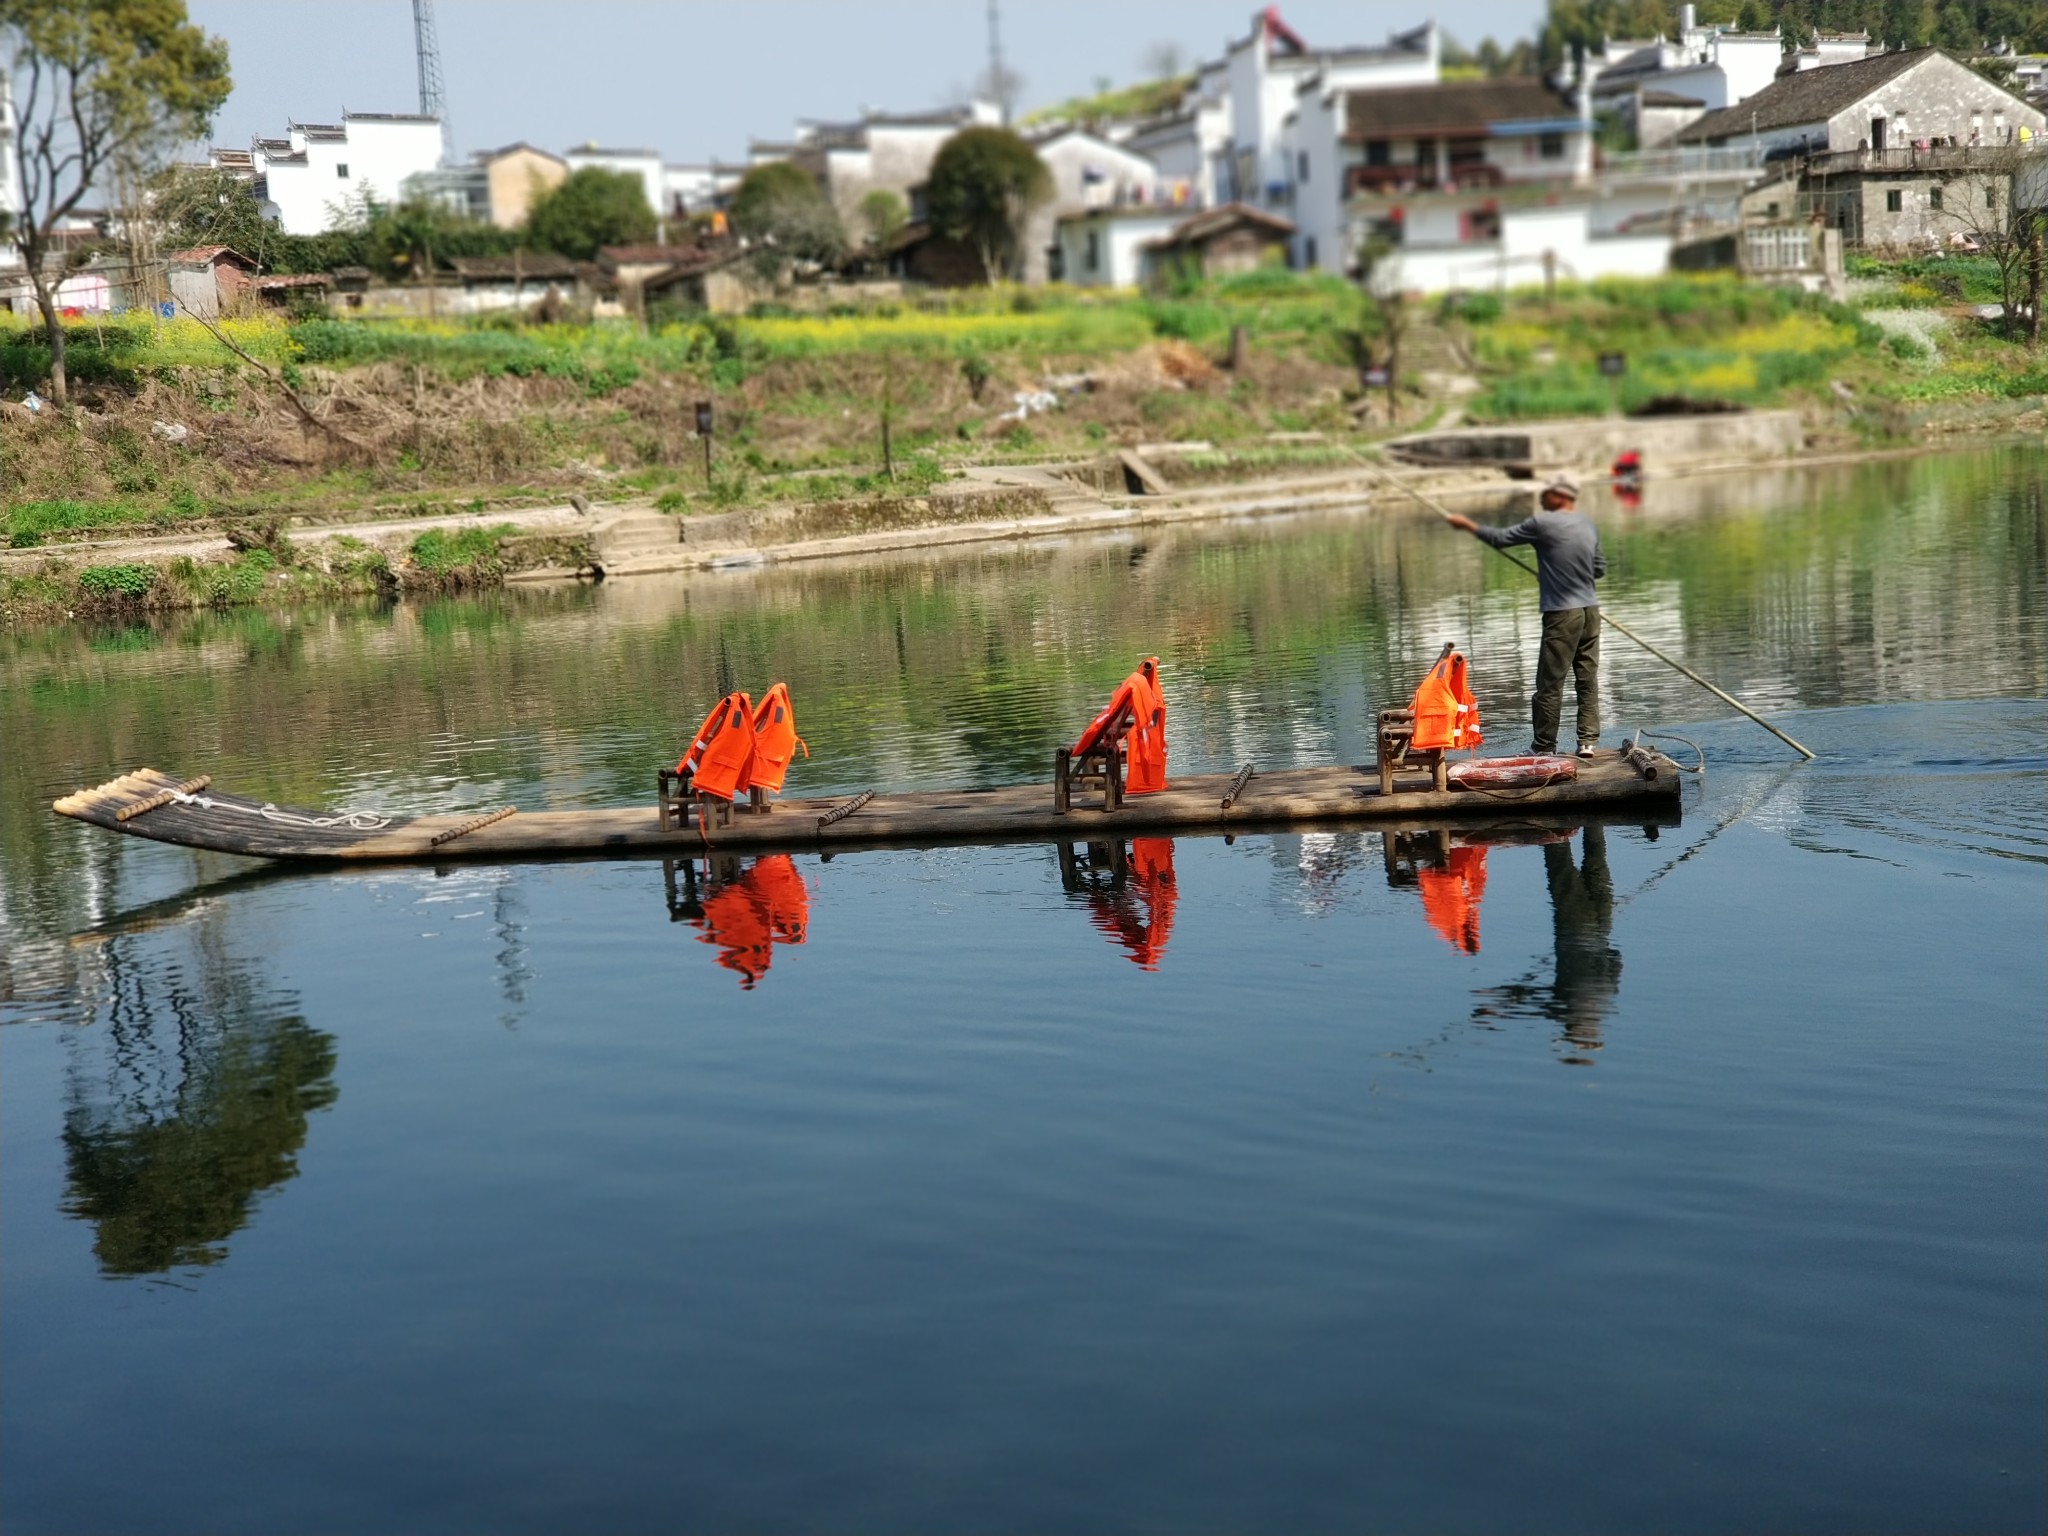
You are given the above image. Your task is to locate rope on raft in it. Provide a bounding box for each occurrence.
[167,789,393,831]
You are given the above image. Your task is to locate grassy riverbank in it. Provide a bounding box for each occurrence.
[2,265,2040,629]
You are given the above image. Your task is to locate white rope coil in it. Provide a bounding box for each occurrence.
[169,790,391,831]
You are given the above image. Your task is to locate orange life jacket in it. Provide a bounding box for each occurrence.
[1073,678,1138,759]
[1417,845,1488,954]
[1125,657,1168,795]
[1409,649,1483,753]
[748,683,809,796]
[678,690,757,802]
[1073,657,1168,795]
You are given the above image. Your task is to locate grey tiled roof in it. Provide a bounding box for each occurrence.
[1677,48,1932,141]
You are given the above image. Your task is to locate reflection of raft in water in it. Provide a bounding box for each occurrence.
[52,753,1683,865]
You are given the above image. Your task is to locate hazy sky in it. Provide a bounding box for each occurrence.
[187,0,1549,165]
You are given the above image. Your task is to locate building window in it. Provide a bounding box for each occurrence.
[1297,150,1309,183]
[336,162,349,178]
[1765,201,1780,218]
[1365,139,1391,167]
[1885,189,1903,212]
[1986,184,1999,208]
[1084,229,1100,273]
[1304,235,1317,268]
[1461,203,1502,242]
[1538,132,1566,160]
[1928,185,1942,210]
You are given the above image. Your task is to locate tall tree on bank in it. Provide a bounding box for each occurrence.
[524,166,657,261]
[925,127,1052,284]
[730,161,847,278]
[2,0,231,407]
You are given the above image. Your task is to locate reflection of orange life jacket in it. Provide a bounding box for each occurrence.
[1417,845,1488,954]
[679,690,757,801]
[1410,650,1483,752]
[692,855,811,989]
[1086,837,1178,971]
[695,882,773,987]
[744,854,810,945]
[748,683,809,795]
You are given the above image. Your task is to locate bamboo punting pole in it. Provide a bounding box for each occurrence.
[1360,455,1817,760]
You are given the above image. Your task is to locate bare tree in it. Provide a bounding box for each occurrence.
[1354,234,1410,420]
[3,0,231,406]
[977,60,1026,123]
[1931,145,2048,341]
[1142,40,1187,80]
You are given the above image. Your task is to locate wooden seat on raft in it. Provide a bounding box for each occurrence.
[1378,641,1480,795]
[1376,709,1448,795]
[1055,710,1133,813]
[1055,658,1166,813]
[657,767,765,832]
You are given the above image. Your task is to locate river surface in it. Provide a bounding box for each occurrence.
[3,445,2043,1534]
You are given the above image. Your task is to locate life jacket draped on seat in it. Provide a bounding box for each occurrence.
[1408,649,1482,753]
[748,682,809,796]
[678,690,757,802]
[1072,656,1168,796]
[1125,657,1167,794]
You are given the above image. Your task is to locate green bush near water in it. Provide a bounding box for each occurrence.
[408,524,520,575]
[77,564,158,600]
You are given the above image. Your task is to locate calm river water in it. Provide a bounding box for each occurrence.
[3,444,2043,1534]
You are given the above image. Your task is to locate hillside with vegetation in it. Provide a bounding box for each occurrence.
[3,266,2039,569]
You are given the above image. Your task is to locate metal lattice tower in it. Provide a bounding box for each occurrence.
[412,0,451,159]
[987,0,1006,123]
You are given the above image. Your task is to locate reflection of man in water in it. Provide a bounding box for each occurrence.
[1544,825,1622,1061]
[1471,826,1622,1062]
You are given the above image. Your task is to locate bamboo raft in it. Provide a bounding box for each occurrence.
[52,751,1683,865]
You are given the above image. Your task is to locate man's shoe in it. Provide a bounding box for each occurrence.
[1529,742,1556,756]
[1576,742,1598,759]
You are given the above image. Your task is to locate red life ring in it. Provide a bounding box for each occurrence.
[1447,755,1578,789]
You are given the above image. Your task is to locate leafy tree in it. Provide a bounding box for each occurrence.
[859,188,908,247]
[3,0,231,406]
[1536,0,2044,53]
[363,196,517,281]
[925,127,1052,284]
[150,163,289,272]
[730,161,847,275]
[524,166,656,260]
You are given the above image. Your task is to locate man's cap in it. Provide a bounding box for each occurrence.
[1544,473,1580,499]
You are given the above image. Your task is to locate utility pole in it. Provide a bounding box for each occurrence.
[413,0,452,163]
[987,0,1007,124]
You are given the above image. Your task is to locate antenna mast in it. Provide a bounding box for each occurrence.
[412,0,451,160]
[987,0,1006,123]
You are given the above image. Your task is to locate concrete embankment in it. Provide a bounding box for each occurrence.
[1385,409,1806,475]
[0,407,1835,624]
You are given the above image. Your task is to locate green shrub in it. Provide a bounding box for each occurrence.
[1453,292,1504,324]
[409,524,517,573]
[78,563,158,600]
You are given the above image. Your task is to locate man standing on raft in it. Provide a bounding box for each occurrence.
[1445,474,1605,758]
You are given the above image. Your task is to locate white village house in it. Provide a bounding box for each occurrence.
[212,112,444,235]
